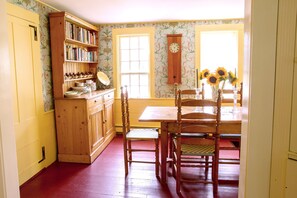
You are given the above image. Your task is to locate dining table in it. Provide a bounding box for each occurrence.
[138,106,242,183]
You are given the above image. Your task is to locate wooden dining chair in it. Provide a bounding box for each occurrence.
[220,82,243,164]
[120,86,160,177]
[172,89,221,197]
[221,82,243,106]
[169,84,206,164]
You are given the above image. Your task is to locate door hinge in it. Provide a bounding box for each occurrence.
[38,146,46,163]
[29,25,38,41]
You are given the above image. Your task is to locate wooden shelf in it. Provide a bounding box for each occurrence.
[65,38,97,48]
[65,60,98,64]
[65,77,95,82]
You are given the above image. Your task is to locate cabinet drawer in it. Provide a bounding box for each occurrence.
[104,92,114,102]
[87,96,103,108]
[88,103,103,115]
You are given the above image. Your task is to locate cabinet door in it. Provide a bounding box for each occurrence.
[104,99,115,137]
[89,104,104,153]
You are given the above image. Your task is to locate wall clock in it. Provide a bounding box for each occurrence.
[169,42,180,53]
[167,34,182,84]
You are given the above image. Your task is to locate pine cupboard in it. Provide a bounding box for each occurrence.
[55,89,115,163]
[49,11,115,163]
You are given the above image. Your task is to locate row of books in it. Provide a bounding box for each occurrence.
[65,44,98,62]
[65,21,97,45]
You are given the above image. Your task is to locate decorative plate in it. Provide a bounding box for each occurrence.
[97,71,110,86]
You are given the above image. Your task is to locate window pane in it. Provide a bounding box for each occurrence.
[130,49,139,60]
[139,49,149,60]
[121,61,129,73]
[139,61,149,72]
[120,49,129,61]
[121,74,130,86]
[130,74,139,86]
[140,86,149,98]
[130,61,139,72]
[200,31,238,72]
[120,37,129,49]
[139,74,148,86]
[130,37,138,49]
[130,86,139,98]
[139,36,149,49]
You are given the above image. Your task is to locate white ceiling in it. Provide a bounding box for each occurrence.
[40,0,245,24]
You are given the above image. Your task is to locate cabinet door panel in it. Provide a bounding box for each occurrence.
[89,105,104,152]
[104,99,115,137]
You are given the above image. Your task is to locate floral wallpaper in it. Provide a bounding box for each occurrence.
[8,0,243,111]
[99,20,243,98]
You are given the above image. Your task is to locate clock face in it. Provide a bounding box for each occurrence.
[169,42,180,53]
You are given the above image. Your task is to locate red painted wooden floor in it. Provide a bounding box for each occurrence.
[20,135,239,198]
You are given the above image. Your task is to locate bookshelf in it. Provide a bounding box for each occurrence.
[49,11,99,98]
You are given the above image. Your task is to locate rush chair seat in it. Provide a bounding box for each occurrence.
[120,86,160,177]
[220,82,243,164]
[172,89,222,197]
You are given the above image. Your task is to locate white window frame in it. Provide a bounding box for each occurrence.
[112,27,155,98]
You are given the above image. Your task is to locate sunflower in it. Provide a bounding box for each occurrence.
[228,71,236,79]
[207,73,220,86]
[216,67,228,78]
[228,71,238,86]
[230,78,238,86]
[200,69,210,80]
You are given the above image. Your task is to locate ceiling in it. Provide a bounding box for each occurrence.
[40,0,245,24]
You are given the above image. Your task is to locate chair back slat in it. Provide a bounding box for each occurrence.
[181,124,217,133]
[174,83,205,106]
[181,98,217,107]
[181,112,216,120]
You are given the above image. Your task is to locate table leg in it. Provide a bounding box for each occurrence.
[160,122,168,183]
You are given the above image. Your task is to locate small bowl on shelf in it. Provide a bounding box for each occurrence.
[75,82,85,87]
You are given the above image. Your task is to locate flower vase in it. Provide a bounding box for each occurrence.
[211,86,219,102]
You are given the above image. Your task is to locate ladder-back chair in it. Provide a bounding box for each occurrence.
[172,89,221,197]
[120,86,159,177]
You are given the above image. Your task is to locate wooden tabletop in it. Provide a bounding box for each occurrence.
[139,106,242,123]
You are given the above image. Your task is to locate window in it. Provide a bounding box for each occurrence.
[195,24,244,98]
[113,27,155,98]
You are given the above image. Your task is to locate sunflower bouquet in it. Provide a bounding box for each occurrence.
[199,67,239,100]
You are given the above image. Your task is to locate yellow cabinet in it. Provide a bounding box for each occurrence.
[55,89,115,163]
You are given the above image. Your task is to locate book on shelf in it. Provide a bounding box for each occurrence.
[65,21,96,45]
[65,44,97,62]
